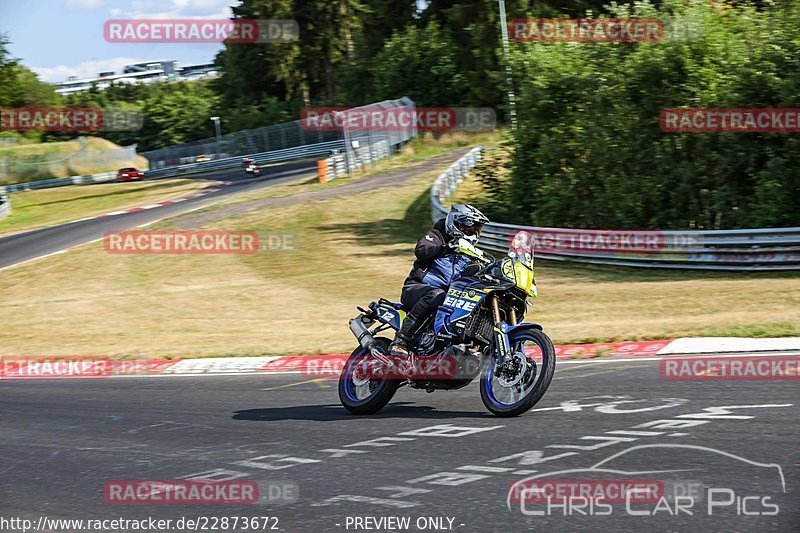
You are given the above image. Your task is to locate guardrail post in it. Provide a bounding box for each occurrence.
[0,194,11,220]
[368,129,376,168]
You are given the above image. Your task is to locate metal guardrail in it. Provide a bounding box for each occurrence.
[0,171,117,194]
[0,194,10,220]
[430,147,800,271]
[429,145,484,220]
[0,140,348,192]
[321,141,390,180]
[0,140,343,193]
[144,140,347,180]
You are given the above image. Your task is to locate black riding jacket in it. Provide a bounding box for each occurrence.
[403,218,453,286]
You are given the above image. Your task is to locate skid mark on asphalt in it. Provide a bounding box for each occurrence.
[262,377,332,391]
[553,361,612,372]
[555,365,640,381]
[127,420,215,434]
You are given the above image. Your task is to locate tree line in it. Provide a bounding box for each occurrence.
[2,1,613,149]
[476,0,800,229]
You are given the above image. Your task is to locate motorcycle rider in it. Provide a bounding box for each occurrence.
[242,157,256,169]
[389,204,490,356]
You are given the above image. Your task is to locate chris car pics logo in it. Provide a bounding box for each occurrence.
[508,444,786,517]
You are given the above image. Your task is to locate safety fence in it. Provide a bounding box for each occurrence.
[142,123,341,169]
[1,97,417,191]
[145,140,346,180]
[334,98,416,174]
[431,147,800,271]
[142,97,416,171]
[0,194,10,220]
[0,141,139,183]
[0,171,117,194]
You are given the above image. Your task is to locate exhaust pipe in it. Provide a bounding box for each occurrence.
[349,315,392,361]
[349,316,377,351]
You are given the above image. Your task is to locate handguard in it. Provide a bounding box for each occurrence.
[454,238,488,262]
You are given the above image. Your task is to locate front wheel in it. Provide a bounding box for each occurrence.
[338,338,400,415]
[480,328,556,417]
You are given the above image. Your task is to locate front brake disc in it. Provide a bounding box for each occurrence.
[496,353,525,388]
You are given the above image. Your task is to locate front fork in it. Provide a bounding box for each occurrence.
[490,295,516,365]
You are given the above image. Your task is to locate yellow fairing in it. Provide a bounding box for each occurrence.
[513,263,537,298]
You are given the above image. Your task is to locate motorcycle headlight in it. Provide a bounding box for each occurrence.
[513,263,535,296]
[500,257,536,297]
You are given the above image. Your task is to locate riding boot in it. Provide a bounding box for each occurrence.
[389,310,423,357]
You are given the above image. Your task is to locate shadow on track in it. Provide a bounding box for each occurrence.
[232,402,493,421]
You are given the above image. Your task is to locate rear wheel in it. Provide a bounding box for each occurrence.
[480,328,556,417]
[338,338,400,415]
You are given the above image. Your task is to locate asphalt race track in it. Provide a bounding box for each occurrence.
[0,159,318,270]
[2,354,797,532]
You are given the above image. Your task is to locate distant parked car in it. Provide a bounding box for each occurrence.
[195,154,212,162]
[116,167,144,182]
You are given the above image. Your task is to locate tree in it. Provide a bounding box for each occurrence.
[215,0,365,109]
[135,82,220,150]
[371,22,468,106]
[0,34,20,107]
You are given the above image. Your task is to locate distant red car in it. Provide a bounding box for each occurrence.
[116,167,144,182]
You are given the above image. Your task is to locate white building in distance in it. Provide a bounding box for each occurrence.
[53,61,218,95]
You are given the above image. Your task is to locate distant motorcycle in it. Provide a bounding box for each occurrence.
[340,231,555,417]
[244,163,261,176]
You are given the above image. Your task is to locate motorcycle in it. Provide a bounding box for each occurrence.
[339,230,556,417]
[244,163,261,176]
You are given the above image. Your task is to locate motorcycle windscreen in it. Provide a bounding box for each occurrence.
[508,230,536,297]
